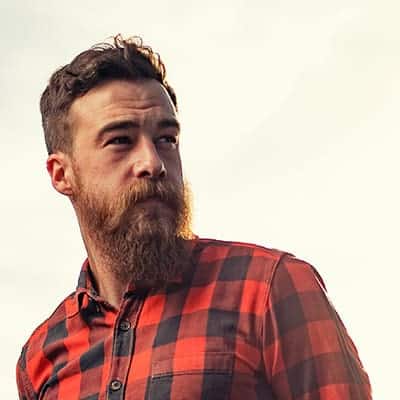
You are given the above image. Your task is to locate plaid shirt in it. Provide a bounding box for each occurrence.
[17,238,371,399]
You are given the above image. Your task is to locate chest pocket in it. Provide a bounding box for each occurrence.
[148,352,234,400]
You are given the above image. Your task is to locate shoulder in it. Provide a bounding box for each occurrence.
[192,237,296,281]
[194,237,289,260]
[193,237,326,286]
[270,252,327,292]
[17,291,77,372]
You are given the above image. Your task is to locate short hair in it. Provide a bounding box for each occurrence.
[40,34,177,155]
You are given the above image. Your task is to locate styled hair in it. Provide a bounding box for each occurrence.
[40,34,177,155]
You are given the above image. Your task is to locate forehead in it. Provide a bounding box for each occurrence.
[69,79,177,130]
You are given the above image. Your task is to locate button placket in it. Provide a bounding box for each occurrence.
[107,294,146,398]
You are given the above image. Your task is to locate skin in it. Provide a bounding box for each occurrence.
[47,79,183,307]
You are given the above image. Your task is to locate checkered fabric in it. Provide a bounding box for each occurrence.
[17,238,371,399]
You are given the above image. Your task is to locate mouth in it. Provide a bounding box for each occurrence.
[134,197,174,213]
[128,198,174,223]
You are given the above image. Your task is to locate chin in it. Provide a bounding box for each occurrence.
[139,200,173,216]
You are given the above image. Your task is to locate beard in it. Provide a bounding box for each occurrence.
[71,173,193,285]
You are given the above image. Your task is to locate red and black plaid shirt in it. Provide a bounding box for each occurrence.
[17,238,371,399]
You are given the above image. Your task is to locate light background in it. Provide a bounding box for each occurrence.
[1,1,399,398]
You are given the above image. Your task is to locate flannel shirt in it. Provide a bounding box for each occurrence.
[16,238,371,399]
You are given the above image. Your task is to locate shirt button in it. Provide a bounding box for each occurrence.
[119,320,131,331]
[110,379,122,391]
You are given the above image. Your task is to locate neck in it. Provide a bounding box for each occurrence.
[85,241,128,308]
[77,219,129,308]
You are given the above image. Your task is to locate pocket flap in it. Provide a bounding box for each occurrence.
[152,352,234,377]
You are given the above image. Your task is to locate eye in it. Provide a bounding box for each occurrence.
[106,136,132,146]
[156,135,178,148]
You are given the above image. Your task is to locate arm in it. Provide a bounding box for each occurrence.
[262,255,372,399]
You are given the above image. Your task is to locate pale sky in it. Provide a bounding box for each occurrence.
[1,1,399,398]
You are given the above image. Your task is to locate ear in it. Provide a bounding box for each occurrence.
[46,152,74,196]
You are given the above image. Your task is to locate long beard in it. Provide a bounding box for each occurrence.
[72,176,193,284]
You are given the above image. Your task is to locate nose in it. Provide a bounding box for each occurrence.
[132,136,166,179]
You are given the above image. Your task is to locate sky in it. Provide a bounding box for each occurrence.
[1,1,399,398]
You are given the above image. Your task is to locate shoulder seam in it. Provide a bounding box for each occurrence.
[264,252,290,310]
[259,251,290,379]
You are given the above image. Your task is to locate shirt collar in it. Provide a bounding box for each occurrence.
[65,259,97,318]
[76,258,98,294]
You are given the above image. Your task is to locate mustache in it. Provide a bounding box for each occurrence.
[73,174,192,240]
[118,179,182,211]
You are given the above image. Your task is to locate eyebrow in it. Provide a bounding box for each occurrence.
[97,118,181,141]
[97,120,140,139]
[157,118,181,132]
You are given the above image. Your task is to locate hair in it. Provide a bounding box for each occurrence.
[40,34,177,155]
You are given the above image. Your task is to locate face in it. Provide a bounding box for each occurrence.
[49,79,192,282]
[70,79,183,202]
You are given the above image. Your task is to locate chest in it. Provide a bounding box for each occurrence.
[40,285,271,400]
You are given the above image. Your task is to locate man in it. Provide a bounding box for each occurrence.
[17,35,371,399]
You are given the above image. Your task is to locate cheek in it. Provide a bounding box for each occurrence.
[92,161,126,187]
[166,152,183,179]
[168,165,183,185]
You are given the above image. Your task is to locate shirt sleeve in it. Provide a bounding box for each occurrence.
[16,348,37,400]
[262,255,372,399]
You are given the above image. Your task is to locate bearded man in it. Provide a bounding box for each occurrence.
[16,35,372,400]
